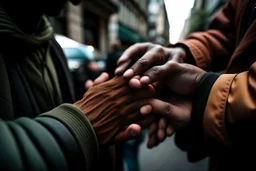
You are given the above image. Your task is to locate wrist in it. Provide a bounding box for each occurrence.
[166,46,187,63]
[172,44,196,65]
[175,47,187,63]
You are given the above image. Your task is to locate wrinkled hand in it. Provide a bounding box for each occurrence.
[85,73,153,143]
[115,43,187,78]
[141,96,192,148]
[74,76,157,145]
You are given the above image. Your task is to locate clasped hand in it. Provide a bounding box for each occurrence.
[115,43,206,148]
[79,43,206,148]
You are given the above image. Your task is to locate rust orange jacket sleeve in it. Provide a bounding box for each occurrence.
[203,62,256,146]
[178,0,237,71]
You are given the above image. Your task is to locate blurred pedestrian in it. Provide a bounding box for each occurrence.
[107,40,123,78]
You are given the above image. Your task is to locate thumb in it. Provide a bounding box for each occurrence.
[140,98,175,120]
[140,98,191,129]
[113,124,141,142]
[140,61,181,85]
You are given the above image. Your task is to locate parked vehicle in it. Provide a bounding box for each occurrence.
[54,34,106,100]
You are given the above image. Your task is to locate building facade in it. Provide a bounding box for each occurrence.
[179,0,227,40]
[81,0,118,54]
[51,1,118,54]
[148,0,169,45]
[51,0,150,53]
[109,0,148,49]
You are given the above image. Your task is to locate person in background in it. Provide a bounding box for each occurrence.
[0,0,157,170]
[106,40,123,78]
[115,0,256,170]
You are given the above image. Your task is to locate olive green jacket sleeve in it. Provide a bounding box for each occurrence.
[0,104,99,171]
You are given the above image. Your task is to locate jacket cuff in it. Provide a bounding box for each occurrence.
[203,74,237,146]
[192,72,220,126]
[35,117,85,170]
[40,104,99,171]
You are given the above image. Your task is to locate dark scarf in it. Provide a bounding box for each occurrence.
[0,5,63,113]
[0,4,53,47]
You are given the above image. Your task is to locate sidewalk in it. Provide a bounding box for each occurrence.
[138,133,208,171]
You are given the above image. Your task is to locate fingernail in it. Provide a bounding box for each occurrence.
[115,68,121,74]
[118,55,128,64]
[124,69,134,78]
[117,59,122,64]
[140,105,152,115]
[140,76,150,84]
[129,78,142,89]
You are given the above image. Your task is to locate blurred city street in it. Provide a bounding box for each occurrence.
[138,133,208,171]
[1,0,254,170]
[50,1,226,171]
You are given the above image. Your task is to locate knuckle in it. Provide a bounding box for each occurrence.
[134,43,141,47]
[150,67,161,76]
[146,42,153,47]
[138,58,149,66]
[158,48,165,55]
[154,46,169,61]
[155,45,164,52]
[146,42,154,49]
[164,103,172,116]
[166,61,179,68]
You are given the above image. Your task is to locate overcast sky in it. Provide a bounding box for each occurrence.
[164,0,195,43]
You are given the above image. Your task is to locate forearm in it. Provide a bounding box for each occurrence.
[175,0,237,71]
[0,104,98,171]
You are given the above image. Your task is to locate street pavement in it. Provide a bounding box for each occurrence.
[138,133,208,171]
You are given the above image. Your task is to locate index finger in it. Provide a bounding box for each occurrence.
[117,42,152,65]
[115,43,152,76]
[139,98,181,121]
[140,61,180,85]
[123,48,159,78]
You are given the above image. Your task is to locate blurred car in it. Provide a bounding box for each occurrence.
[54,34,106,99]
